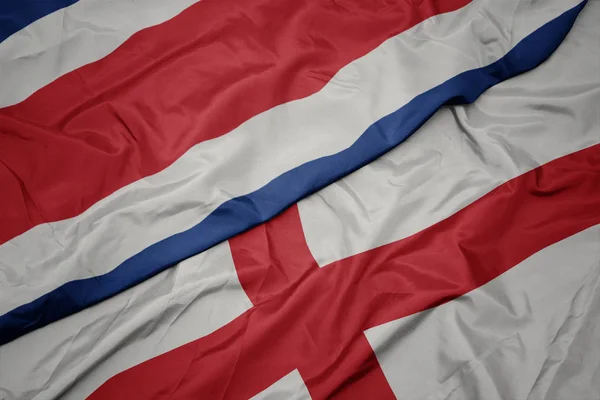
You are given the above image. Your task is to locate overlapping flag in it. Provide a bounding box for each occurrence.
[0,0,598,398]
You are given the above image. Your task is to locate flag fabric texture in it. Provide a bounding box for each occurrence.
[0,0,599,399]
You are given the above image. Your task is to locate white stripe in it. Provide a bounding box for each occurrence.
[251,370,312,400]
[298,0,600,267]
[365,224,600,400]
[0,0,582,314]
[0,0,200,107]
[0,241,252,400]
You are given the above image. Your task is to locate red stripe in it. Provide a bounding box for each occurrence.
[0,0,469,245]
[89,144,600,399]
[230,205,319,306]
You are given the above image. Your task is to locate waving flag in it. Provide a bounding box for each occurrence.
[0,0,598,399]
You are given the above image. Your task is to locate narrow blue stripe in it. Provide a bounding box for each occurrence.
[0,0,80,44]
[0,1,586,345]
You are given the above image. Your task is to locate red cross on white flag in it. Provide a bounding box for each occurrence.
[89,144,600,399]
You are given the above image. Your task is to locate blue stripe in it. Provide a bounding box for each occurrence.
[0,0,80,44]
[0,1,586,345]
